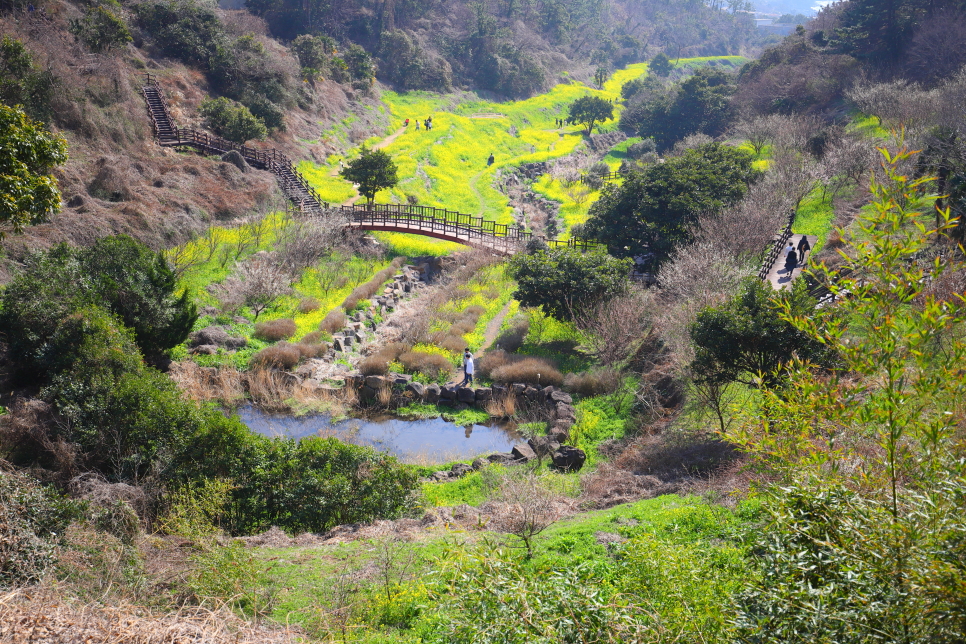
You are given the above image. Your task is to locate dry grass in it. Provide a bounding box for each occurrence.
[484,392,517,418]
[295,342,326,359]
[299,331,323,344]
[0,587,299,644]
[493,315,529,352]
[563,369,622,397]
[298,297,321,313]
[438,334,468,352]
[246,368,296,411]
[253,318,297,342]
[250,343,302,369]
[490,357,563,387]
[398,351,452,379]
[319,309,347,333]
[339,257,407,310]
[169,362,245,405]
[359,356,390,376]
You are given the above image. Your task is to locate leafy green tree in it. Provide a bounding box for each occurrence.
[627,67,736,150]
[199,97,267,143]
[69,6,132,53]
[508,247,631,320]
[0,236,197,375]
[584,142,759,260]
[340,145,399,205]
[567,95,614,135]
[729,147,966,642]
[291,33,335,71]
[689,278,836,388]
[593,66,608,88]
[649,52,673,77]
[344,44,375,82]
[0,104,67,238]
[0,36,56,123]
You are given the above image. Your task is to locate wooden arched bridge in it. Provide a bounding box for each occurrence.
[140,74,600,255]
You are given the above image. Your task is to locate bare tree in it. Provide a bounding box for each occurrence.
[694,182,792,261]
[168,233,207,279]
[370,532,418,602]
[492,472,561,558]
[211,255,292,319]
[576,287,654,367]
[735,116,773,155]
[277,210,348,274]
[317,253,351,295]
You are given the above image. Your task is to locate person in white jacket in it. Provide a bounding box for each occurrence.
[460,349,475,387]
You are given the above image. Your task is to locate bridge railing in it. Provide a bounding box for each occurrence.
[757,210,796,281]
[341,203,532,240]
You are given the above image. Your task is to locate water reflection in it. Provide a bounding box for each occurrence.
[236,406,522,464]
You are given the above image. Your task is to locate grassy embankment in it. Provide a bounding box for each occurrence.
[242,493,758,642]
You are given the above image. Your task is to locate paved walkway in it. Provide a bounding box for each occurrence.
[765,234,818,290]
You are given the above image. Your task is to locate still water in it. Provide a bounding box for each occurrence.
[237,406,522,464]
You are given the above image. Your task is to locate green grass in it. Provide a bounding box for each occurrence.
[300,58,742,237]
[793,188,837,253]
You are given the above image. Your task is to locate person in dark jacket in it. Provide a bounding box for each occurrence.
[785,248,799,276]
[797,236,811,266]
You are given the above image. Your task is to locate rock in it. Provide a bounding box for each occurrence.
[343,371,364,388]
[365,375,385,389]
[425,384,441,403]
[450,463,473,478]
[512,383,526,395]
[548,427,570,444]
[555,402,577,421]
[189,326,230,347]
[487,453,515,465]
[511,443,537,462]
[541,386,555,400]
[475,387,492,401]
[221,149,249,172]
[456,387,476,404]
[391,373,413,385]
[440,386,457,401]
[361,386,378,401]
[552,446,586,472]
[471,457,488,470]
[332,335,345,352]
[492,384,508,399]
[528,436,560,458]
[431,471,451,482]
[343,334,354,348]
[524,386,540,400]
[191,344,219,355]
[224,335,247,349]
[406,381,426,399]
[550,390,573,405]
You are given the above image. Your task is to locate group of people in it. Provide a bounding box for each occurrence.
[404,117,432,131]
[783,235,812,277]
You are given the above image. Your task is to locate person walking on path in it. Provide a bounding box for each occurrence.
[487,152,495,167]
[784,248,799,276]
[459,349,475,387]
[797,236,811,266]
[784,241,794,259]
[404,118,409,127]
[415,120,420,131]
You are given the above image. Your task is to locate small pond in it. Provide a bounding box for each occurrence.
[237,406,523,465]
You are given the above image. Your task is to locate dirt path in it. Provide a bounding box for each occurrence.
[468,171,487,216]
[331,126,407,206]
[444,300,513,387]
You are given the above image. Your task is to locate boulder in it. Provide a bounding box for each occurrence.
[191,344,219,355]
[456,387,476,404]
[552,446,586,472]
[487,453,515,465]
[332,335,345,352]
[475,387,492,401]
[524,386,540,400]
[541,386,555,401]
[190,326,231,348]
[343,371,364,388]
[365,375,386,389]
[550,390,573,405]
[492,384,508,399]
[555,402,577,421]
[450,463,473,478]
[528,436,560,458]
[392,373,413,385]
[221,149,249,172]
[431,471,451,482]
[406,381,426,399]
[440,386,457,401]
[425,384,441,403]
[361,386,378,402]
[511,383,526,395]
[511,443,537,462]
[471,457,488,470]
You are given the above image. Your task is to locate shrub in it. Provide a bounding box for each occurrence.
[563,369,621,397]
[298,297,320,314]
[295,343,326,359]
[250,342,301,369]
[359,356,390,376]
[477,349,510,380]
[319,309,346,333]
[300,331,323,344]
[0,236,196,374]
[399,351,453,379]
[490,357,563,387]
[199,97,267,144]
[494,316,529,353]
[439,334,468,352]
[253,318,297,342]
[69,6,132,53]
[0,470,79,588]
